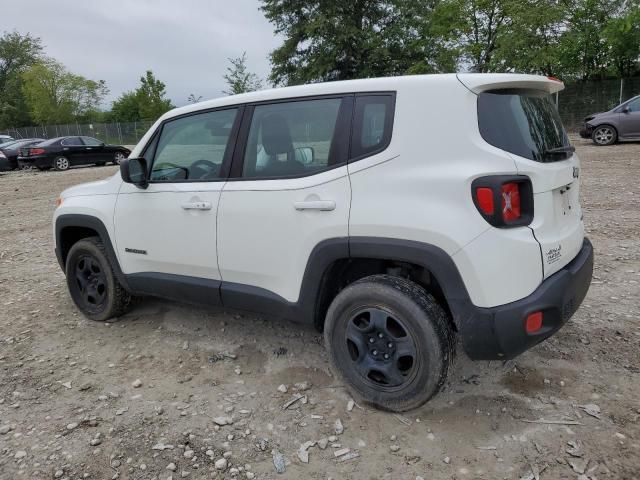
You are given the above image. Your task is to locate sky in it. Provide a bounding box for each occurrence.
[3,0,281,107]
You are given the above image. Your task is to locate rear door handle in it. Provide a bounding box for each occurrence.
[181,201,212,210]
[293,200,336,211]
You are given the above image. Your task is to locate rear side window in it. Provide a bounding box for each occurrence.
[242,98,342,178]
[478,89,571,162]
[61,137,83,146]
[351,94,394,159]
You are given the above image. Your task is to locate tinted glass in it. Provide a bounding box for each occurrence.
[242,98,342,178]
[150,108,238,181]
[82,137,103,146]
[478,89,571,162]
[351,95,394,159]
[39,137,64,146]
[61,137,83,146]
[625,97,640,112]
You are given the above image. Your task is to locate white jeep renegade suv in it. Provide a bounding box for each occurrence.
[54,73,593,411]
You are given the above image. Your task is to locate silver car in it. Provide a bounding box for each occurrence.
[580,95,640,145]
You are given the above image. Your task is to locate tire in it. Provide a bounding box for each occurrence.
[53,156,70,171]
[65,237,132,321]
[592,125,617,146]
[324,274,454,412]
[113,151,126,165]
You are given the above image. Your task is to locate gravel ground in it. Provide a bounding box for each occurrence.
[0,138,639,480]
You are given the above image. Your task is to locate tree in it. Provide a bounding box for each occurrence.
[603,4,640,78]
[22,59,108,124]
[187,93,203,103]
[223,52,263,94]
[261,0,432,85]
[136,70,173,120]
[110,91,141,122]
[0,31,43,128]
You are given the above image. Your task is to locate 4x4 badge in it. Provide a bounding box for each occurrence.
[573,166,580,179]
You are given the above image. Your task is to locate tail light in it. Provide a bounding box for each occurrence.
[30,148,45,155]
[472,175,533,227]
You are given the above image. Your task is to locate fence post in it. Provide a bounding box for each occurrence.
[117,122,123,145]
[619,78,624,105]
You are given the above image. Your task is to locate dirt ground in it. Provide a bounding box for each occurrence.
[0,138,638,480]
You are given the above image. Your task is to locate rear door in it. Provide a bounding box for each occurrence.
[217,96,352,306]
[475,86,584,278]
[60,137,86,165]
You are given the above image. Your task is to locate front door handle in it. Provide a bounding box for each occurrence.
[181,201,212,210]
[293,200,336,211]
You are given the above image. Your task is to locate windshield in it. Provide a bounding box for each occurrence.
[478,89,571,162]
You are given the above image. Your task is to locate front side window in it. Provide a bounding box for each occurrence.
[478,89,572,162]
[624,97,640,112]
[61,137,83,146]
[150,108,238,182]
[242,98,342,178]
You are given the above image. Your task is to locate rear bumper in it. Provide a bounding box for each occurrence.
[460,238,593,360]
[18,155,51,168]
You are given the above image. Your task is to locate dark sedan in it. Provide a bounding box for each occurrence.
[0,138,44,170]
[17,136,130,171]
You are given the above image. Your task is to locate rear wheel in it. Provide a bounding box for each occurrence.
[324,275,454,412]
[592,125,617,146]
[66,237,132,321]
[54,156,70,171]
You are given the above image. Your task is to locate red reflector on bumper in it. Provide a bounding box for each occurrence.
[525,311,543,334]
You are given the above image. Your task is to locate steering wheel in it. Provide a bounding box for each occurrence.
[153,162,189,180]
[190,159,219,179]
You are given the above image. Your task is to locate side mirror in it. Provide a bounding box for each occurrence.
[120,157,148,189]
[294,146,315,165]
[622,106,631,114]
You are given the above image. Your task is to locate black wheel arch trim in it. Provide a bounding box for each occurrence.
[55,214,131,291]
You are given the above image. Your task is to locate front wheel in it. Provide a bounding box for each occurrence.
[324,275,454,412]
[592,125,617,146]
[113,151,126,165]
[66,237,132,321]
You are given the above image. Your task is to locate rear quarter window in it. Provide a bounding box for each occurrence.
[478,89,571,162]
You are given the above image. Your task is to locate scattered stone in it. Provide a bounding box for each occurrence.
[444,456,451,464]
[14,450,27,459]
[183,449,195,459]
[54,470,64,478]
[182,341,189,350]
[390,445,400,452]
[334,419,344,435]
[294,381,310,391]
[132,379,142,388]
[213,416,234,426]
[272,450,286,474]
[139,464,147,471]
[336,451,360,462]
[90,438,102,446]
[297,441,316,463]
[277,384,288,393]
[577,403,601,419]
[215,458,228,470]
[0,425,12,435]
[167,463,177,471]
[61,381,72,389]
[568,458,588,474]
[317,438,328,450]
[347,400,355,412]
[152,443,174,451]
[67,422,79,430]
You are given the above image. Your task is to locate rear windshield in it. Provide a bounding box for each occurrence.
[478,89,572,162]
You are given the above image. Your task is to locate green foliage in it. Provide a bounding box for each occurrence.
[223,52,263,95]
[109,71,173,122]
[22,59,108,124]
[137,70,173,120]
[603,4,640,78]
[0,31,43,128]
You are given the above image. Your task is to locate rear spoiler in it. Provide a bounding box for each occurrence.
[457,73,565,95]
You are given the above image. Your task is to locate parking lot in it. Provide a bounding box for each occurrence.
[0,138,638,479]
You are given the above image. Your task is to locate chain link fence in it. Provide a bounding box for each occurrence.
[559,77,640,130]
[0,120,155,147]
[1,77,638,142]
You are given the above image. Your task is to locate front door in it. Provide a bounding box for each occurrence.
[217,96,352,307]
[619,97,640,138]
[60,136,85,165]
[81,136,110,163]
[113,107,241,301]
